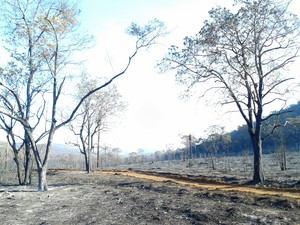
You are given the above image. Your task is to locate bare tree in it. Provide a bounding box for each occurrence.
[203,125,225,170]
[221,133,232,172]
[273,129,287,171]
[110,147,122,166]
[129,151,138,164]
[68,75,126,173]
[0,0,167,191]
[160,0,300,183]
[180,134,198,167]
[0,0,94,191]
[0,115,32,184]
[137,148,146,163]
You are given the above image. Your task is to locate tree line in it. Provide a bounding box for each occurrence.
[154,101,300,163]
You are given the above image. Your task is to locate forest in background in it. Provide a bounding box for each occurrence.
[157,101,300,162]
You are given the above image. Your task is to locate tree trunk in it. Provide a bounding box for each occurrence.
[97,147,100,168]
[250,134,264,184]
[279,147,287,171]
[97,130,100,168]
[278,140,287,171]
[37,167,48,191]
[23,147,33,185]
[209,153,216,170]
[13,155,23,185]
[83,152,90,173]
[87,148,92,173]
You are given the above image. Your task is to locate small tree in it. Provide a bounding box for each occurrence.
[137,148,146,163]
[275,140,287,171]
[203,125,225,170]
[221,133,231,171]
[241,149,251,172]
[68,75,126,173]
[180,134,198,160]
[0,116,33,184]
[273,129,287,170]
[160,0,300,183]
[129,151,138,164]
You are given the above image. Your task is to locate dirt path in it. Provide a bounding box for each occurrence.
[102,170,300,204]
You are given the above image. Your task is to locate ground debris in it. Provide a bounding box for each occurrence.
[0,170,299,225]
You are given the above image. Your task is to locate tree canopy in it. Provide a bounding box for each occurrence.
[160,0,300,183]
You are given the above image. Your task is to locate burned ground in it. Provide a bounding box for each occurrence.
[0,170,299,225]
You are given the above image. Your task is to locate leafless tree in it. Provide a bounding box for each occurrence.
[203,125,225,170]
[68,75,126,173]
[273,129,287,171]
[0,115,33,184]
[0,0,88,189]
[129,151,138,164]
[0,0,167,191]
[221,133,231,172]
[160,0,300,183]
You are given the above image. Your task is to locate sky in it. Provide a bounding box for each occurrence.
[58,0,239,153]
[53,0,300,154]
[1,0,299,154]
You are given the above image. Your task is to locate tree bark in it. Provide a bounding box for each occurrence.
[250,134,264,184]
[13,155,23,185]
[87,148,92,173]
[209,153,216,170]
[23,145,33,185]
[37,167,48,191]
[83,151,90,173]
[97,131,100,168]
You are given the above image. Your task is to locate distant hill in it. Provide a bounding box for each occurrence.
[160,101,300,160]
[51,143,80,155]
[228,101,300,154]
[0,141,80,156]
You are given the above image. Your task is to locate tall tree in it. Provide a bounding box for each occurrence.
[180,134,197,160]
[0,0,92,190]
[160,0,300,183]
[0,0,166,191]
[68,75,126,173]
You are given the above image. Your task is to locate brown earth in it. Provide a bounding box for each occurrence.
[103,170,300,203]
[0,170,299,225]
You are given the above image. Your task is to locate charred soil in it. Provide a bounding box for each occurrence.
[0,170,299,225]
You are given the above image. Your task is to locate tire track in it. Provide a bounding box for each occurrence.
[102,170,300,204]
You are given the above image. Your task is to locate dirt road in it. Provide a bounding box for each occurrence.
[104,170,300,204]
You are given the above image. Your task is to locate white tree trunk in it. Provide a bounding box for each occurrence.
[38,167,48,192]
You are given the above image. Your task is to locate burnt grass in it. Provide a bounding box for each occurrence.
[0,170,299,225]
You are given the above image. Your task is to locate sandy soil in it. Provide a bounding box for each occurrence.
[0,170,299,225]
